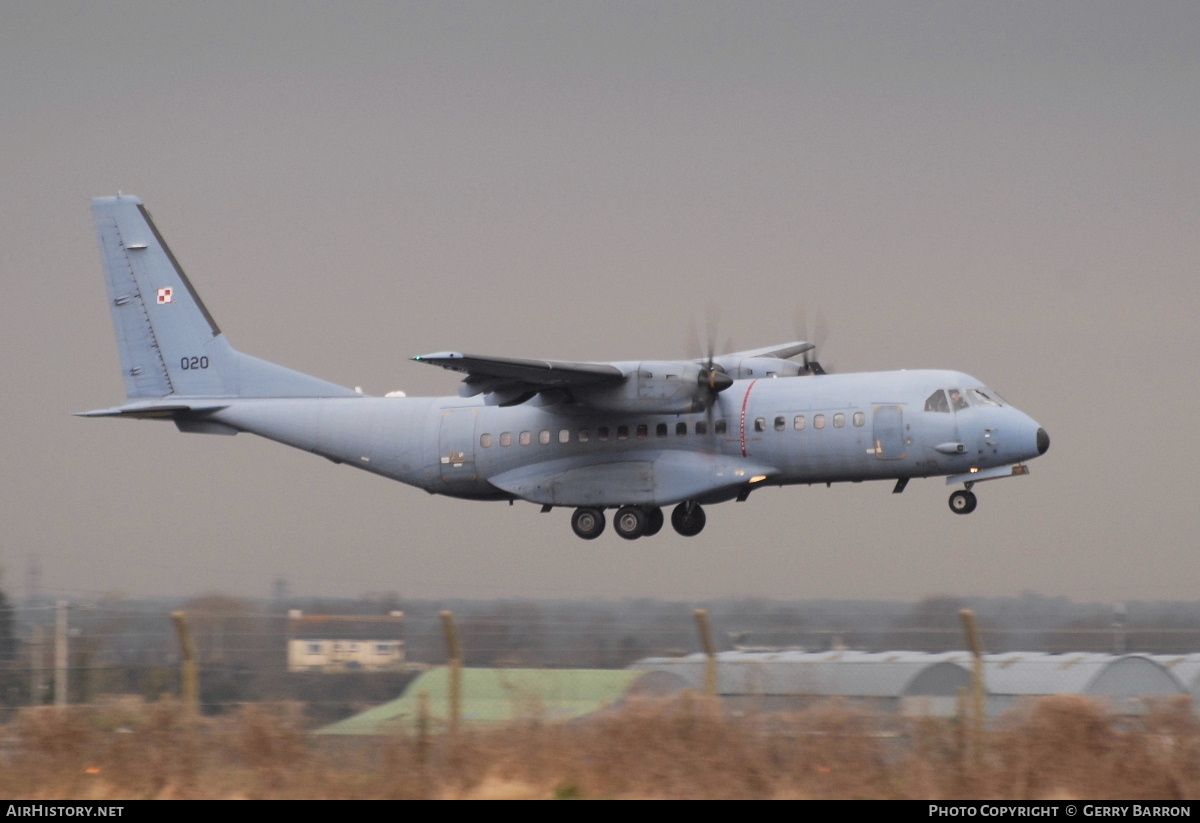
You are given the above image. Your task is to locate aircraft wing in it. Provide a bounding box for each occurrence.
[710,341,815,363]
[412,352,625,402]
[487,450,780,507]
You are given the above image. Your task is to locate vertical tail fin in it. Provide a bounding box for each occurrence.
[92,196,358,400]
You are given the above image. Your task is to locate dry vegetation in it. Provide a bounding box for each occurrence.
[1,695,1197,799]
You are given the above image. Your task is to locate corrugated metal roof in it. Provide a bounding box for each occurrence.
[1149,654,1200,695]
[938,652,1186,697]
[631,650,972,697]
[631,651,1188,700]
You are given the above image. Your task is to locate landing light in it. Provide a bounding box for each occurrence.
[750,475,768,483]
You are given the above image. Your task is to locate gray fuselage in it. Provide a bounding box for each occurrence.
[210,368,1045,508]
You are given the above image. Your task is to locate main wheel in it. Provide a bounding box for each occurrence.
[571,507,606,539]
[643,507,665,536]
[614,506,648,540]
[671,502,707,537]
[948,490,977,515]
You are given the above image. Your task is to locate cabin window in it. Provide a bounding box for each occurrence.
[500,432,512,447]
[814,414,825,429]
[696,420,708,435]
[539,430,551,445]
[578,429,589,442]
[925,390,950,412]
[519,431,531,446]
[598,427,609,441]
[617,425,629,440]
[853,411,865,427]
[480,433,492,448]
[715,419,727,435]
[676,422,687,436]
[754,417,766,433]
[559,429,570,443]
[794,415,806,430]
[636,424,648,438]
[656,422,668,437]
[774,415,786,432]
[833,413,845,428]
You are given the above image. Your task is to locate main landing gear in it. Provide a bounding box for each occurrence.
[948,489,978,515]
[570,502,704,539]
[571,507,606,539]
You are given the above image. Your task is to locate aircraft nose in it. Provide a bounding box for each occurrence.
[1037,428,1050,455]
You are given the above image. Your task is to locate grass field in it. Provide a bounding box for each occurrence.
[1,694,1196,799]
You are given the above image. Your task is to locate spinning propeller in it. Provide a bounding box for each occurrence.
[794,304,833,376]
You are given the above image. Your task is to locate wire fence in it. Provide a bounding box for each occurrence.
[3,596,1200,722]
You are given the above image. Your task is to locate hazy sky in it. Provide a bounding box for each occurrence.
[3,2,1198,603]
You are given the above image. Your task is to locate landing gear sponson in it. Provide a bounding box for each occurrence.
[570,502,704,539]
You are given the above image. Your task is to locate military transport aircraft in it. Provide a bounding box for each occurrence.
[82,195,1050,540]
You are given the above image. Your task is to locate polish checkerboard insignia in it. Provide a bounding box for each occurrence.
[157,287,173,304]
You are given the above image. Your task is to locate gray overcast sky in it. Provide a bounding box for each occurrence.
[2,2,1197,602]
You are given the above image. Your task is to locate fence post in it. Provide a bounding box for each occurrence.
[693,608,718,698]
[440,611,462,733]
[959,608,986,766]
[54,600,68,708]
[172,611,200,719]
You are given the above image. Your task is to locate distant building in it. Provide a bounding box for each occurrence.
[316,667,686,735]
[631,650,1190,717]
[631,650,972,716]
[287,610,405,672]
[952,652,1187,716]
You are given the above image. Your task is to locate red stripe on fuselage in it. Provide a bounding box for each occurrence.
[739,379,759,458]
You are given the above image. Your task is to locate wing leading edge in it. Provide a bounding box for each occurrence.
[412,352,624,404]
[412,342,815,407]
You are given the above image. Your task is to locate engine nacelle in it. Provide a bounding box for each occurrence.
[719,356,804,380]
[572,361,722,414]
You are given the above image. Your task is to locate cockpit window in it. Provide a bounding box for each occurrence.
[948,389,969,411]
[968,388,1001,407]
[925,390,950,413]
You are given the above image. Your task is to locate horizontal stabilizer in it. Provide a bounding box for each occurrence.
[75,400,229,419]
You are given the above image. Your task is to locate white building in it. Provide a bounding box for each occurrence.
[287,610,406,672]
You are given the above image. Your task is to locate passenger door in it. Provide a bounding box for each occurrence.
[438,409,478,482]
[873,405,907,460]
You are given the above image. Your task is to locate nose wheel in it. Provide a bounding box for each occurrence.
[949,489,978,515]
